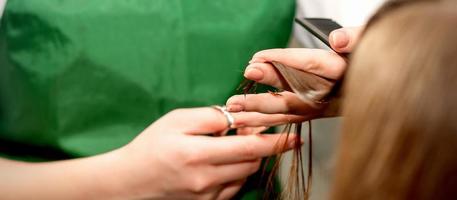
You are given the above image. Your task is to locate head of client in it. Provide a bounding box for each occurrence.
[332,1,457,200]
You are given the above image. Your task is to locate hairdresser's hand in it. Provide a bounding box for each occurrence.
[241,26,364,88]
[225,27,363,123]
[241,26,364,90]
[117,107,299,200]
[0,107,299,200]
[225,48,346,122]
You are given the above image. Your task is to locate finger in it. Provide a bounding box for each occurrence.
[216,179,246,200]
[161,107,229,135]
[203,133,302,164]
[329,27,364,53]
[244,62,289,89]
[236,126,269,135]
[161,108,306,134]
[226,91,316,115]
[211,160,260,185]
[231,112,309,128]
[249,48,347,80]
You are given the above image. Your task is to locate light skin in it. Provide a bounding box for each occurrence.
[0,107,300,200]
[226,27,363,123]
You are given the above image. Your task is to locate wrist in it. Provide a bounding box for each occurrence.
[96,148,137,199]
[102,146,161,200]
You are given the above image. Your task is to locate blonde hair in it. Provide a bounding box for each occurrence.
[332,1,457,199]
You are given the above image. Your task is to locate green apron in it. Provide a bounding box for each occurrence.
[0,0,294,198]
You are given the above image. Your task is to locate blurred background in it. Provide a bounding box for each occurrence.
[0,0,5,17]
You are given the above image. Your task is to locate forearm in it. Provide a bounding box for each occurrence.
[0,149,132,200]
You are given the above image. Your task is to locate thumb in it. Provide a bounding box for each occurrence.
[329,27,364,53]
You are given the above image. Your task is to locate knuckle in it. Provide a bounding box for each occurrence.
[304,57,319,72]
[239,137,258,159]
[189,175,213,193]
[233,120,246,128]
[168,149,188,167]
[303,50,326,72]
[181,147,205,165]
[174,149,190,163]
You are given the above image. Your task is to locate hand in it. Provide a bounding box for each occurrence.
[0,107,299,200]
[225,27,364,125]
[117,107,300,200]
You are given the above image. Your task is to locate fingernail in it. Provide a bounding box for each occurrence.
[226,104,244,112]
[331,30,349,49]
[244,66,264,81]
